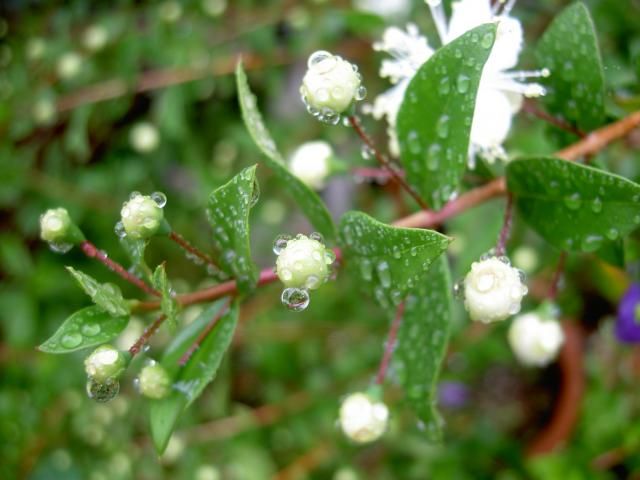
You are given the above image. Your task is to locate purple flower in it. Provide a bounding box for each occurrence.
[616,284,640,344]
[438,381,469,409]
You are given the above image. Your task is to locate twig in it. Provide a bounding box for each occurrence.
[129,314,166,357]
[375,302,405,385]
[178,299,232,366]
[80,240,159,297]
[348,115,430,211]
[523,99,585,138]
[272,440,334,480]
[169,231,221,271]
[548,252,567,300]
[495,193,514,257]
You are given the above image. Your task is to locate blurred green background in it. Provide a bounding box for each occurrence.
[1,0,640,478]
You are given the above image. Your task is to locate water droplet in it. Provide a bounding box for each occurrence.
[273,234,291,255]
[634,215,640,225]
[427,144,441,171]
[563,193,582,210]
[359,258,373,281]
[361,144,374,160]
[114,221,126,239]
[376,261,391,289]
[281,288,310,311]
[436,115,450,139]
[81,323,101,337]
[355,85,367,101]
[129,191,141,200]
[309,232,324,244]
[438,77,450,96]
[580,234,603,252]
[86,377,120,403]
[308,50,333,69]
[481,32,494,49]
[49,242,73,254]
[590,197,602,213]
[456,74,470,93]
[250,178,260,207]
[406,130,421,155]
[606,228,619,240]
[151,191,167,208]
[61,332,82,349]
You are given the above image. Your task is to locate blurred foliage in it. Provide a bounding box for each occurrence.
[1,0,640,479]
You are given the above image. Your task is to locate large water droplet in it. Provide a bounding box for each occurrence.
[281,288,310,311]
[436,115,450,139]
[376,261,391,289]
[407,131,421,155]
[590,197,602,213]
[49,242,73,254]
[86,377,120,403]
[81,323,101,337]
[151,191,167,208]
[427,144,441,171]
[456,74,470,93]
[309,232,324,244]
[273,234,291,255]
[580,234,603,252]
[563,193,582,210]
[61,332,82,349]
[606,228,619,240]
[114,221,126,239]
[481,32,494,49]
[438,77,450,96]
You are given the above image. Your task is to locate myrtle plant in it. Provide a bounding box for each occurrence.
[26,0,640,471]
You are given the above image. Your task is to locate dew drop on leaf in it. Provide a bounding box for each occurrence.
[81,323,101,337]
[60,332,82,349]
[563,193,582,210]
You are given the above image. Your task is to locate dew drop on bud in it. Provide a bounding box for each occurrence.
[86,377,120,403]
[281,287,310,311]
[452,279,465,299]
[114,221,127,239]
[129,191,141,200]
[150,191,167,208]
[309,232,324,244]
[250,177,260,207]
[273,234,292,255]
[49,242,73,254]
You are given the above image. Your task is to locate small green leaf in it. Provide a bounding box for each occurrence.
[397,23,497,209]
[338,211,451,310]
[507,157,640,252]
[66,267,130,317]
[206,165,259,294]
[119,235,152,281]
[38,306,129,354]
[151,264,179,330]
[397,256,452,440]
[149,300,238,454]
[536,2,605,131]
[236,62,336,240]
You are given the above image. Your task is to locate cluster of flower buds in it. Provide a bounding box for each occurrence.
[508,303,565,367]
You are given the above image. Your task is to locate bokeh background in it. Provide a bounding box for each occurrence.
[1,0,640,478]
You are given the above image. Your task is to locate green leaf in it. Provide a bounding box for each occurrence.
[119,235,152,281]
[206,165,259,294]
[38,306,129,354]
[66,267,130,317]
[397,23,497,209]
[149,300,238,454]
[506,157,640,252]
[235,62,336,240]
[151,264,179,330]
[536,2,605,131]
[397,256,452,440]
[338,211,451,310]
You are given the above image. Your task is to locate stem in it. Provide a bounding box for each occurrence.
[348,115,430,211]
[129,314,166,357]
[178,299,232,366]
[523,100,585,138]
[80,241,160,297]
[495,194,514,257]
[169,231,221,271]
[375,302,405,385]
[548,252,568,301]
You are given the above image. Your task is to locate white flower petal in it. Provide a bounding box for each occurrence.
[470,87,514,150]
[446,0,493,43]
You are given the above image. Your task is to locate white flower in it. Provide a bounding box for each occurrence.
[84,345,127,382]
[120,194,164,239]
[463,256,527,323]
[368,0,548,164]
[353,0,411,19]
[288,141,333,190]
[137,363,171,399]
[300,50,365,123]
[40,208,72,243]
[130,122,159,153]
[339,392,389,443]
[83,25,109,52]
[57,52,82,79]
[508,312,564,366]
[275,234,334,290]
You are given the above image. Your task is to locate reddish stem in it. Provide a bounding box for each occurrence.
[548,252,568,300]
[523,100,585,138]
[495,193,514,257]
[129,314,166,357]
[348,115,430,211]
[169,230,221,271]
[80,240,160,297]
[178,299,232,366]
[375,302,405,385]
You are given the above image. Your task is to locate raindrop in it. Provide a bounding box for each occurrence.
[563,193,582,210]
[324,249,336,264]
[355,85,367,101]
[151,191,167,208]
[49,242,73,254]
[61,332,82,349]
[580,234,603,252]
[250,177,260,207]
[114,221,126,239]
[81,323,101,337]
[452,280,465,299]
[308,50,333,69]
[480,32,494,49]
[86,377,120,403]
[456,74,470,93]
[273,234,291,255]
[406,131,421,155]
[309,232,324,244]
[129,191,141,200]
[438,77,450,96]
[361,144,374,160]
[427,144,441,171]
[376,261,391,289]
[281,288,310,311]
[590,197,602,213]
[359,258,373,281]
[436,115,450,139]
[606,228,619,240]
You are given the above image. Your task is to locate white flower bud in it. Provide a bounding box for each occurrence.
[508,312,564,367]
[339,392,389,443]
[84,345,127,382]
[463,257,527,323]
[120,194,164,239]
[40,208,72,243]
[275,234,334,290]
[288,141,333,190]
[83,25,109,52]
[300,51,364,117]
[57,52,82,79]
[137,363,171,399]
[130,122,159,153]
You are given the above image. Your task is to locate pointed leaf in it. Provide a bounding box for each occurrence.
[397,23,497,209]
[536,2,605,131]
[38,306,129,354]
[338,211,451,310]
[206,165,259,294]
[507,157,640,252]
[151,264,179,330]
[236,62,336,240]
[150,300,238,454]
[397,256,452,440]
[66,267,130,317]
[119,235,152,281]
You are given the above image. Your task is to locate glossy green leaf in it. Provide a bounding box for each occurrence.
[66,267,130,317]
[397,256,452,439]
[536,2,605,131]
[338,211,451,310]
[150,300,238,454]
[397,23,497,209]
[206,165,259,294]
[151,264,179,329]
[507,157,640,252]
[119,235,152,281]
[38,306,129,354]
[236,62,336,240]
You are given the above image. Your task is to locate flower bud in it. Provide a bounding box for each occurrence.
[57,52,82,79]
[508,312,564,366]
[339,392,389,443]
[137,363,171,399]
[120,194,164,240]
[130,122,159,153]
[300,51,364,120]
[275,234,334,290]
[463,256,527,323]
[84,345,127,383]
[82,25,109,52]
[40,208,84,246]
[288,141,333,190]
